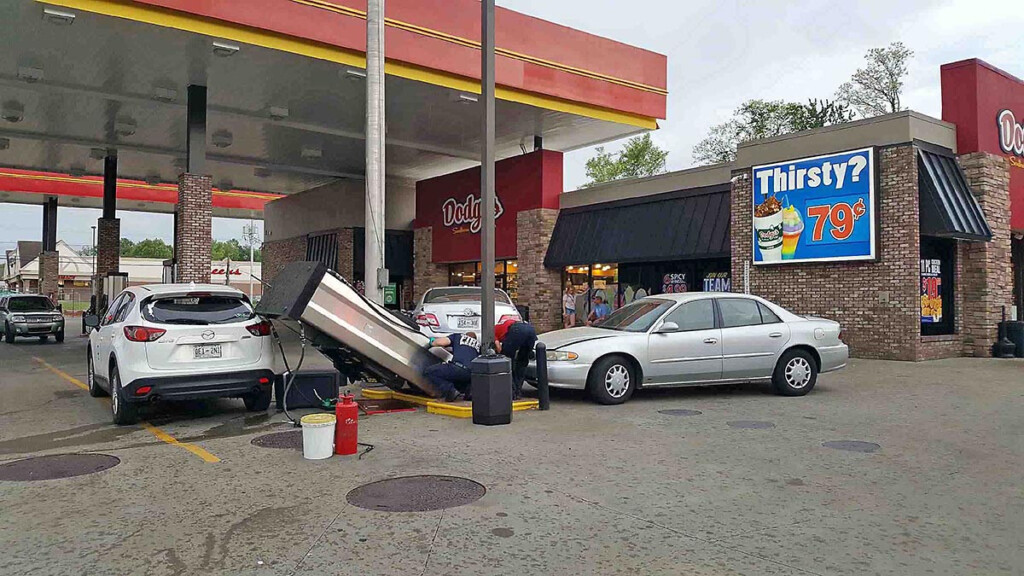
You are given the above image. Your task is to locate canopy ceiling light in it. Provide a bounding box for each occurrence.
[114,116,137,137]
[218,179,233,190]
[42,7,75,25]
[343,67,367,80]
[301,146,322,160]
[0,138,9,151]
[17,66,44,83]
[450,92,478,104]
[172,157,187,169]
[211,129,233,148]
[211,41,240,57]
[254,167,272,178]
[1,101,25,123]
[268,106,289,121]
[68,165,86,177]
[89,147,107,160]
[144,173,161,186]
[152,87,177,103]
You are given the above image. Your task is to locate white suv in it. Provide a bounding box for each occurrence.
[85,284,275,425]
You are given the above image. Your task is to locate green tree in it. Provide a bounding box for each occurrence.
[130,238,174,259]
[119,238,135,256]
[836,42,913,118]
[692,99,853,165]
[582,133,668,188]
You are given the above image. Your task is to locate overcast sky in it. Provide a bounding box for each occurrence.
[2,0,1022,255]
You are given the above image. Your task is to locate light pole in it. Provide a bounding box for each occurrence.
[364,0,386,303]
[479,0,496,352]
[242,219,259,299]
[90,224,96,289]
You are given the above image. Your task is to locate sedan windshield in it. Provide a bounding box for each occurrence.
[595,299,673,332]
[424,288,512,305]
[142,295,255,325]
[8,296,54,312]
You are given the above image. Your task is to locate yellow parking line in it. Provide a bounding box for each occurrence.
[33,357,221,463]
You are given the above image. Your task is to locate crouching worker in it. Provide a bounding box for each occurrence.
[494,319,538,400]
[424,332,481,402]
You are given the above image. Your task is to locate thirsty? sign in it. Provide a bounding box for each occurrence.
[751,147,876,265]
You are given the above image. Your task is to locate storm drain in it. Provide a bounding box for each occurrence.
[823,440,880,453]
[658,409,702,417]
[0,454,120,482]
[727,420,776,429]
[251,430,303,450]
[347,475,486,512]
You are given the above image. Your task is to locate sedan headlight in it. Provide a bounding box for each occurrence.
[546,350,579,362]
[10,315,25,322]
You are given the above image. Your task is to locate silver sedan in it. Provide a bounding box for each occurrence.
[529,293,848,404]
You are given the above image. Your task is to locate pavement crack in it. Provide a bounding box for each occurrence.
[289,504,347,576]
[419,509,445,576]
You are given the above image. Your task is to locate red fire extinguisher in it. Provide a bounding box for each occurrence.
[335,394,358,456]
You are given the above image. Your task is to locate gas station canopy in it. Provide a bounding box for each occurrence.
[0,0,667,217]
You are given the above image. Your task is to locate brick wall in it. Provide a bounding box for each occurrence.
[413,226,448,300]
[262,235,306,286]
[38,251,59,299]
[175,173,212,283]
[731,145,925,360]
[518,208,562,333]
[337,227,354,280]
[731,144,1012,361]
[958,152,1013,357]
[95,217,120,301]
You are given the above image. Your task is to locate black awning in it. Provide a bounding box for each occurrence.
[544,185,731,268]
[353,229,414,279]
[918,149,992,241]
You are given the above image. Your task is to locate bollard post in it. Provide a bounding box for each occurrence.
[535,342,550,411]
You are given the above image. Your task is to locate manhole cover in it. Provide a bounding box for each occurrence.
[347,475,486,512]
[0,454,120,482]
[658,409,702,416]
[823,440,880,453]
[727,420,776,429]
[251,430,303,450]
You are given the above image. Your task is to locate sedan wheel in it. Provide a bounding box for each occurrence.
[772,349,818,396]
[587,355,636,405]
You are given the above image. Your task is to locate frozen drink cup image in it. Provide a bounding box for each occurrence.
[753,195,783,262]
[781,205,803,260]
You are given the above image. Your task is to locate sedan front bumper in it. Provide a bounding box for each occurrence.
[526,360,590,390]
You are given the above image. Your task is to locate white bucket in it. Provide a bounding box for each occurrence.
[300,413,336,460]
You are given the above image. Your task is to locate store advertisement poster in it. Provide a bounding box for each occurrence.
[661,273,687,293]
[920,259,942,323]
[703,272,731,292]
[752,147,876,264]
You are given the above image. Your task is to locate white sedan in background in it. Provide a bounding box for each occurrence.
[85,284,276,424]
[529,293,848,404]
[413,286,521,337]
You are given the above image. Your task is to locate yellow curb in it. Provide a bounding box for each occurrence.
[360,388,539,419]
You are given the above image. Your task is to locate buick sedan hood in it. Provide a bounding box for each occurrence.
[539,327,620,350]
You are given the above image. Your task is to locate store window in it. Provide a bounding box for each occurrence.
[448,260,518,301]
[920,237,955,336]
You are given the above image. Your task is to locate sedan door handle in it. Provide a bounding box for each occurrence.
[703,338,718,344]
[769,332,783,338]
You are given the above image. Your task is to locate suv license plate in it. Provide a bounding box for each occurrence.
[456,317,479,329]
[193,344,222,359]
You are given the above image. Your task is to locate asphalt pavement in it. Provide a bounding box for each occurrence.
[0,330,1021,575]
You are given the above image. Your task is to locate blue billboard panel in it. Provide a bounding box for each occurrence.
[751,147,876,265]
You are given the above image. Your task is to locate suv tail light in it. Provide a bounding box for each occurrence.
[124,326,166,342]
[498,314,521,324]
[416,313,440,327]
[246,320,273,337]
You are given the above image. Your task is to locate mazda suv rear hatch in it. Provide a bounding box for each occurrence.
[141,292,267,371]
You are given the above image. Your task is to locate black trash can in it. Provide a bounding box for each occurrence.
[470,355,513,426]
[1005,320,1024,358]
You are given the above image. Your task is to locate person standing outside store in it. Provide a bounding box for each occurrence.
[587,295,611,325]
[563,285,577,328]
[424,332,481,401]
[494,318,538,399]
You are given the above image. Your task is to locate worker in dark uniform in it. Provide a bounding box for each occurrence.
[494,319,538,399]
[424,332,481,401]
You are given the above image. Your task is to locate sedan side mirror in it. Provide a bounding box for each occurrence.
[656,321,680,334]
[83,314,100,329]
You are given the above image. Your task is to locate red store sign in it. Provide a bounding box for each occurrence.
[942,59,1024,230]
[415,150,562,263]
